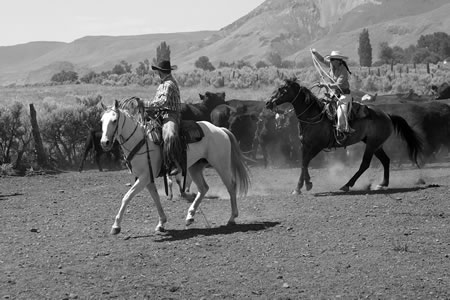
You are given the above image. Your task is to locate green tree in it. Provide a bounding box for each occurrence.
[80,71,98,83]
[195,56,215,71]
[392,46,406,64]
[112,64,126,75]
[255,61,269,69]
[417,32,450,59]
[379,42,394,64]
[153,41,171,65]
[112,60,132,75]
[51,70,78,83]
[358,28,372,67]
[135,59,150,76]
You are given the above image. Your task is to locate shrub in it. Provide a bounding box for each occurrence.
[51,70,79,83]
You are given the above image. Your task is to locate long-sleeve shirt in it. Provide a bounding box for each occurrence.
[143,73,181,119]
[314,53,350,94]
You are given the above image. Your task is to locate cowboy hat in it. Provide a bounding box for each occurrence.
[151,60,178,72]
[324,50,349,61]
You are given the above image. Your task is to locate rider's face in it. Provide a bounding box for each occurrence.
[330,59,341,67]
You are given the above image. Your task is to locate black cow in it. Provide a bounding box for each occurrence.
[78,130,122,172]
[210,99,265,129]
[181,91,226,121]
[431,82,450,100]
[228,111,259,157]
[274,109,302,164]
[369,101,450,165]
[210,104,236,128]
[226,99,266,114]
[253,109,295,168]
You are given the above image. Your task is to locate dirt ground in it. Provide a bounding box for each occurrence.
[1,160,450,299]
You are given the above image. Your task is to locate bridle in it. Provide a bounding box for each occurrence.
[104,108,141,153]
[270,82,325,125]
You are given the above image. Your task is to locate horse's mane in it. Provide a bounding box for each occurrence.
[285,78,324,109]
[119,96,141,112]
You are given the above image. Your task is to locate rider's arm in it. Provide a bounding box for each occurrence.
[311,49,328,66]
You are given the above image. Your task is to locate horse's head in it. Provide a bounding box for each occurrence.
[265,78,301,110]
[100,100,121,151]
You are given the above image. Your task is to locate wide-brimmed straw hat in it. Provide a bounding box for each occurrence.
[151,60,178,72]
[324,50,348,62]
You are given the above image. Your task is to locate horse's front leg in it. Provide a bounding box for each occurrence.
[111,177,147,235]
[146,182,167,233]
[293,147,316,194]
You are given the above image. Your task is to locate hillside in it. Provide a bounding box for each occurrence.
[0,0,449,85]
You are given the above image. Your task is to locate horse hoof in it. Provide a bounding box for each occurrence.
[227,220,236,226]
[291,189,301,195]
[374,184,388,191]
[186,218,194,227]
[339,185,349,192]
[110,227,121,235]
[306,182,313,191]
[155,225,165,233]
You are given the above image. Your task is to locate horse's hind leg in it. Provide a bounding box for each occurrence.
[341,147,374,192]
[111,177,147,234]
[215,164,238,225]
[185,161,208,226]
[175,173,195,200]
[373,147,390,190]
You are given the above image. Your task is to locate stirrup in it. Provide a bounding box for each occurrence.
[169,168,181,176]
[344,127,356,134]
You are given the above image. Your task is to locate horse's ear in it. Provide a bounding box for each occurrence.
[100,102,107,110]
[114,99,119,109]
[199,93,205,100]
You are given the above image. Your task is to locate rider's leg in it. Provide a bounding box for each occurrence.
[162,118,183,176]
[337,97,355,133]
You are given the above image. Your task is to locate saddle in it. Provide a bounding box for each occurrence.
[146,119,205,178]
[179,120,204,144]
[323,97,370,122]
[323,96,370,145]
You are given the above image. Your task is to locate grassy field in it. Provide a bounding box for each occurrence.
[0,84,273,107]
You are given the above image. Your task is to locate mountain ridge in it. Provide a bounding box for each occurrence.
[0,0,448,85]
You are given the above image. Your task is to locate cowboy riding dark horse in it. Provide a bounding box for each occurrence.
[265,78,423,194]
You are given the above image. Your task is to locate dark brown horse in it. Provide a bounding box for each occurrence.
[265,78,423,194]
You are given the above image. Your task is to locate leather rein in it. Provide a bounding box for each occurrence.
[107,108,147,164]
[271,84,325,125]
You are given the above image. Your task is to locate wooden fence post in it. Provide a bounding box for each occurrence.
[29,103,50,169]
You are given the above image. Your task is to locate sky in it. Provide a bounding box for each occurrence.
[0,0,266,47]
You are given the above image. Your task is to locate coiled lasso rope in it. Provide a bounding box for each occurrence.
[310,48,343,96]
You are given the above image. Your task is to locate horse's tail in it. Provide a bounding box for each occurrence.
[389,114,423,167]
[222,128,251,196]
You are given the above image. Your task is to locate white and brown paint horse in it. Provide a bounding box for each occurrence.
[100,100,250,234]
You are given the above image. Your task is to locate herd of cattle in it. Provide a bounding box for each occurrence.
[79,81,450,172]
